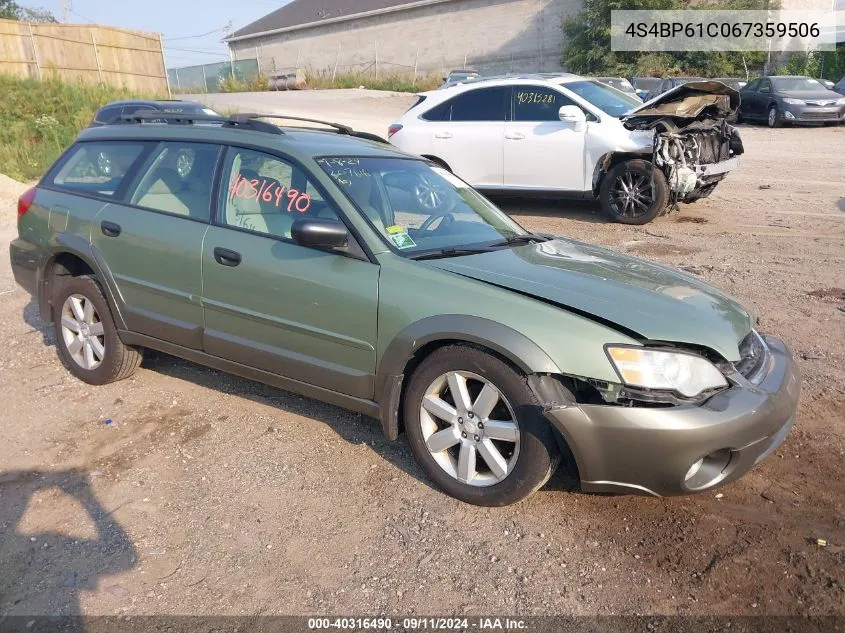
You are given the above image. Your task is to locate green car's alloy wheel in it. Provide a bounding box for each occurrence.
[420,370,521,487]
[52,274,143,385]
[404,345,561,506]
[60,293,106,371]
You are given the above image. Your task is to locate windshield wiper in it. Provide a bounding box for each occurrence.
[489,233,552,247]
[410,246,496,261]
[410,233,552,261]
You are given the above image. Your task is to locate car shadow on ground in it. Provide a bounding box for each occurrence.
[489,196,609,224]
[22,298,55,347]
[0,469,136,621]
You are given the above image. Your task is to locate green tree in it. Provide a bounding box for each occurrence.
[0,0,57,22]
[818,43,845,81]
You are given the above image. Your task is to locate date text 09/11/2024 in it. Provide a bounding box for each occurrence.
[307,617,528,630]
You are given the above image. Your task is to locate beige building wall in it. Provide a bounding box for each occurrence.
[229,0,581,76]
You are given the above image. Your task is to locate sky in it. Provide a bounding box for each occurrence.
[31,0,291,69]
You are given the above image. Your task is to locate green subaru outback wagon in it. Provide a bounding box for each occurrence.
[10,112,800,506]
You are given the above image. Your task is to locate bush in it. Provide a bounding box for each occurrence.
[217,74,269,93]
[304,70,440,93]
[0,75,158,181]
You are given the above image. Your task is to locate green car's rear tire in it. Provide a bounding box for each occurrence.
[599,159,669,225]
[52,274,143,385]
[403,345,561,506]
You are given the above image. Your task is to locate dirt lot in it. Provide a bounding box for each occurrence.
[1,91,843,618]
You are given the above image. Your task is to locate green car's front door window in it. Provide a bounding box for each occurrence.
[317,157,530,257]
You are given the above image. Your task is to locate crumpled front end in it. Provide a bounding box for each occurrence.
[544,335,801,497]
[623,81,745,204]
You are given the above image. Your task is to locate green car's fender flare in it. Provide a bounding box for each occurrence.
[375,315,563,440]
[38,233,127,330]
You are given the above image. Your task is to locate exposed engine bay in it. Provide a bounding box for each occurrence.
[623,81,745,205]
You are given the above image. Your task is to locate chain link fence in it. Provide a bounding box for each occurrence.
[167,58,259,93]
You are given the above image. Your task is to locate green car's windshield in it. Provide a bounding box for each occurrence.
[564,80,642,117]
[317,157,529,257]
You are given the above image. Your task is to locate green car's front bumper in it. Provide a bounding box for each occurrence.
[546,335,800,497]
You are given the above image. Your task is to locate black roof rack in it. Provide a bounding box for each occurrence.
[234,113,353,134]
[234,114,388,143]
[115,110,388,143]
[119,110,284,135]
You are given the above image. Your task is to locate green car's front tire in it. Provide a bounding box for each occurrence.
[403,345,561,506]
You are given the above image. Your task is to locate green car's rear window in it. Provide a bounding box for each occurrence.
[50,142,146,197]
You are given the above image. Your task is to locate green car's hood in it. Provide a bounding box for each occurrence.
[425,238,753,361]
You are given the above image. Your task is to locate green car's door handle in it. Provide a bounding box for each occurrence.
[100,221,121,237]
[213,247,242,267]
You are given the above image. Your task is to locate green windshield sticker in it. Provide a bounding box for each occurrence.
[389,232,416,249]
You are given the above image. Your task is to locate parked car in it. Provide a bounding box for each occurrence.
[440,69,480,88]
[710,79,748,122]
[643,76,706,101]
[712,78,747,90]
[10,111,798,506]
[738,76,845,127]
[835,76,845,95]
[631,77,660,100]
[593,77,641,100]
[89,100,219,127]
[389,75,744,224]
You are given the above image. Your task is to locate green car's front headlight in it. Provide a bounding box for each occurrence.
[605,345,728,398]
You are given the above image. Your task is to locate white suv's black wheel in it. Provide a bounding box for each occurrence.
[404,345,560,506]
[52,274,142,385]
[599,159,668,225]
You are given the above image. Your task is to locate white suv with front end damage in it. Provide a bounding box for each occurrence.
[388,75,744,224]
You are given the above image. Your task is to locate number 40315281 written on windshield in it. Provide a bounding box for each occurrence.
[229,176,312,213]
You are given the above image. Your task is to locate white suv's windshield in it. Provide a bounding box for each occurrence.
[317,157,533,258]
[563,80,641,117]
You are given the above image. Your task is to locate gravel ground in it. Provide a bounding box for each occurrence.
[0,95,843,618]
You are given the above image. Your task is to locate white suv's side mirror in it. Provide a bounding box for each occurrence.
[558,105,587,131]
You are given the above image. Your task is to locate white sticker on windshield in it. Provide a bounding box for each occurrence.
[431,167,467,189]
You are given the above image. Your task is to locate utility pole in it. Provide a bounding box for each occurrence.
[62,0,71,22]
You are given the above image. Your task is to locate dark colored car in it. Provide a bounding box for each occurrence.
[835,76,845,95]
[440,69,480,88]
[593,77,641,100]
[631,77,660,100]
[644,77,706,101]
[711,79,748,121]
[90,100,220,127]
[712,78,747,90]
[738,76,845,127]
